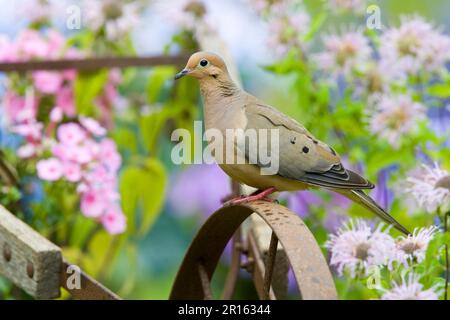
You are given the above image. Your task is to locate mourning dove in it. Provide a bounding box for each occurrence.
[175,51,410,235]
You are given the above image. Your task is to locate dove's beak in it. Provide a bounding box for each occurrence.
[174,68,191,80]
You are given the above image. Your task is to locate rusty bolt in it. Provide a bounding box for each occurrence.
[240,257,254,273]
[235,242,248,255]
[26,261,34,278]
[3,243,11,262]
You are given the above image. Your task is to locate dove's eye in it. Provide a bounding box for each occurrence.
[199,59,209,67]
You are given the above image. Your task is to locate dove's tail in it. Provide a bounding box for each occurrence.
[337,189,411,235]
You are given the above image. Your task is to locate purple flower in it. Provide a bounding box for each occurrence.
[370,168,394,211]
[283,191,323,218]
[381,274,439,300]
[326,219,396,277]
[168,164,231,217]
[324,193,351,233]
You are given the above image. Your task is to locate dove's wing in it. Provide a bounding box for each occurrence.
[243,102,374,190]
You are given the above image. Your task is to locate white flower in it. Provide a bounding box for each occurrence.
[395,226,438,265]
[380,16,450,81]
[382,274,439,300]
[247,0,291,16]
[266,11,311,57]
[83,0,141,41]
[327,0,366,14]
[325,219,396,277]
[17,144,37,159]
[18,0,52,25]
[367,94,425,148]
[404,163,450,213]
[247,0,310,57]
[314,30,371,79]
[157,0,209,32]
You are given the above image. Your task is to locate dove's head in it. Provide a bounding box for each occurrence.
[175,52,229,80]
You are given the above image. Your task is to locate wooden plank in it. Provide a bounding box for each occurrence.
[61,260,121,300]
[0,55,188,73]
[0,205,62,299]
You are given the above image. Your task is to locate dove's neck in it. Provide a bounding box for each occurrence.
[199,74,241,103]
[198,73,246,131]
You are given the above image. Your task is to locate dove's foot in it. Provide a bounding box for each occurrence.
[225,187,277,205]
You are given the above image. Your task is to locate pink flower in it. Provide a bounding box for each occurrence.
[368,94,425,148]
[76,183,89,194]
[315,30,372,79]
[50,106,63,123]
[53,143,93,164]
[98,138,121,171]
[0,35,15,62]
[36,158,63,181]
[57,123,86,146]
[46,30,65,56]
[17,144,36,158]
[71,145,93,164]
[327,0,366,14]
[51,143,69,160]
[63,69,77,81]
[395,226,438,266]
[80,117,107,136]
[382,274,440,300]
[3,91,38,124]
[15,30,48,59]
[63,162,82,182]
[32,71,63,94]
[101,207,126,234]
[56,86,75,117]
[380,16,450,80]
[11,122,43,140]
[84,164,109,184]
[325,219,396,277]
[266,11,311,57]
[80,190,106,218]
[404,163,450,213]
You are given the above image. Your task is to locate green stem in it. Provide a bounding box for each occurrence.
[0,152,19,187]
[97,236,121,283]
[80,224,102,253]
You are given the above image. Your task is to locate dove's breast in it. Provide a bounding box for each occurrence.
[219,161,310,191]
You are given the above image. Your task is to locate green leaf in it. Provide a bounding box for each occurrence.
[146,66,176,104]
[264,50,306,74]
[139,158,166,236]
[120,166,141,234]
[303,12,327,43]
[426,82,450,99]
[139,107,175,153]
[112,128,138,154]
[119,158,167,237]
[74,70,109,116]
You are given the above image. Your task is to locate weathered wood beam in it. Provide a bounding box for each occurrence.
[60,260,121,300]
[0,205,62,299]
[0,55,188,73]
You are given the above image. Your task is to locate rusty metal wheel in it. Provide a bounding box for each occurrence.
[169,200,337,300]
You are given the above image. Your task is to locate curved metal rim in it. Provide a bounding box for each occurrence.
[169,200,337,300]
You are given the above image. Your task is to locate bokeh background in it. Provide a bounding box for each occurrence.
[0,0,449,300]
